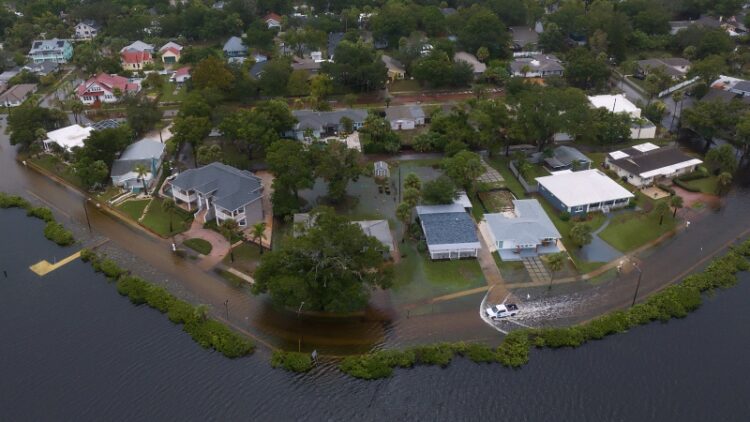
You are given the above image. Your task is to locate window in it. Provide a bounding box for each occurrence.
[573,206,584,213]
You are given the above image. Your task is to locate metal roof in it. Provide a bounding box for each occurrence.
[536,169,634,208]
[485,200,561,246]
[170,162,263,211]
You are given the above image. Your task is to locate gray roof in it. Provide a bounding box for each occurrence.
[381,55,405,72]
[223,36,247,54]
[485,199,561,245]
[0,84,36,103]
[23,61,59,75]
[327,32,345,57]
[636,58,689,78]
[249,60,269,79]
[119,139,165,161]
[385,105,424,122]
[732,80,750,93]
[293,109,368,132]
[170,162,263,211]
[79,20,101,29]
[610,147,699,175]
[111,158,153,178]
[356,220,393,251]
[416,204,478,246]
[29,38,70,55]
[510,54,564,74]
[544,146,592,169]
[120,40,154,53]
[510,27,539,47]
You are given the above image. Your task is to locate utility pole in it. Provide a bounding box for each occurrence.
[631,264,643,307]
[224,299,229,319]
[83,198,92,231]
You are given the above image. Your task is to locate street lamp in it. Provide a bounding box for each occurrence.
[619,258,643,307]
[223,299,229,319]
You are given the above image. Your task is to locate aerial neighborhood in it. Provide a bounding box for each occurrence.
[0,0,747,326]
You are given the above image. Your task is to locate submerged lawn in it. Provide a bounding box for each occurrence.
[390,241,486,305]
[141,198,193,237]
[599,208,677,252]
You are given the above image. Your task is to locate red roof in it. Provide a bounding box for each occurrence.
[121,50,152,64]
[264,12,282,22]
[174,66,191,77]
[162,47,181,56]
[77,73,139,97]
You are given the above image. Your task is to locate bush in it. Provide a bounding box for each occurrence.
[167,299,198,324]
[80,248,96,262]
[43,221,75,246]
[673,178,700,192]
[496,330,530,367]
[656,183,675,196]
[27,206,54,222]
[271,350,314,372]
[456,342,498,363]
[145,285,175,313]
[116,275,151,304]
[340,350,415,380]
[0,193,30,209]
[559,211,570,222]
[96,258,126,279]
[183,319,255,358]
[412,343,455,366]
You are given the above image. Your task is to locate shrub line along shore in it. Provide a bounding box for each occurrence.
[4,191,750,378]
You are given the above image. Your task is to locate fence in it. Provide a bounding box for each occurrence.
[657,76,700,98]
[508,160,538,193]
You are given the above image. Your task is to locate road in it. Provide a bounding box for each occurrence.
[613,73,695,133]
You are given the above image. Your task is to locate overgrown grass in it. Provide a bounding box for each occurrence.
[341,240,750,379]
[28,155,84,189]
[82,249,255,358]
[184,238,213,255]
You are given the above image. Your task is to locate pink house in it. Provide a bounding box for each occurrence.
[77,73,140,105]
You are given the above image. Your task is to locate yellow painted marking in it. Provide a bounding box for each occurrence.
[29,251,82,276]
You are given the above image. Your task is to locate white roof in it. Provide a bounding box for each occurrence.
[454,191,472,209]
[640,159,703,179]
[120,40,154,52]
[608,150,630,160]
[632,142,659,153]
[536,169,634,208]
[44,125,94,150]
[588,94,640,115]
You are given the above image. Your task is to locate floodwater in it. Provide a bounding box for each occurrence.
[2,207,750,420]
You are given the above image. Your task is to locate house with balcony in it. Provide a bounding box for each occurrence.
[168,162,264,228]
[28,39,73,64]
[223,36,248,59]
[484,199,562,261]
[76,73,141,105]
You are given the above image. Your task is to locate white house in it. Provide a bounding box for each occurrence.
[588,94,657,140]
[384,105,425,130]
[42,124,94,151]
[484,199,562,261]
[75,20,100,40]
[169,162,264,228]
[605,144,703,187]
[110,139,166,191]
[170,66,191,84]
[537,169,634,216]
[76,73,141,105]
[264,13,282,29]
[416,203,481,260]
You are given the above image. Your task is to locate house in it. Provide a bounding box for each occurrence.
[454,52,486,76]
[729,80,750,97]
[293,213,394,252]
[327,32,344,60]
[381,55,405,81]
[536,169,634,216]
[249,60,269,80]
[636,58,691,80]
[291,57,322,75]
[509,26,539,50]
[121,50,153,71]
[77,73,141,105]
[373,161,389,178]
[588,94,657,139]
[605,144,702,187]
[385,105,425,130]
[28,39,73,64]
[510,54,564,78]
[0,68,21,83]
[120,41,155,53]
[223,36,248,58]
[170,66,191,84]
[542,146,592,172]
[42,124,94,151]
[701,87,741,104]
[264,13,282,29]
[0,83,37,107]
[669,15,722,35]
[110,139,166,191]
[416,203,481,260]
[159,42,183,64]
[75,20,100,40]
[169,162,264,228]
[484,199,562,261]
[289,109,368,140]
[22,61,59,76]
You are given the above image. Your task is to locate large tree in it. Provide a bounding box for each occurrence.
[252,208,393,312]
[7,104,67,150]
[441,150,484,193]
[266,139,314,201]
[359,112,400,153]
[564,47,611,92]
[321,40,387,92]
[515,86,590,152]
[449,5,509,59]
[191,56,235,92]
[75,125,133,169]
[312,140,362,202]
[682,100,739,153]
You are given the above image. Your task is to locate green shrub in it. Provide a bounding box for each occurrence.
[411,343,455,366]
[580,311,630,340]
[673,179,700,192]
[0,193,30,209]
[167,299,197,324]
[496,330,531,367]
[43,221,75,246]
[183,319,255,358]
[116,275,150,304]
[339,350,415,380]
[271,350,314,372]
[145,286,175,313]
[457,342,499,363]
[559,211,570,222]
[80,248,96,262]
[97,258,125,279]
[533,327,586,348]
[27,206,54,222]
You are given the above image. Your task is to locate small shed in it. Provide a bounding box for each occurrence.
[374,161,390,179]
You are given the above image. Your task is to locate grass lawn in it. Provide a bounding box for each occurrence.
[95,186,122,202]
[522,164,550,180]
[183,238,213,255]
[682,176,719,195]
[158,78,188,102]
[117,199,149,221]
[141,197,193,237]
[389,79,422,92]
[599,206,677,252]
[30,155,84,189]
[390,241,486,304]
[224,242,263,275]
[487,156,528,199]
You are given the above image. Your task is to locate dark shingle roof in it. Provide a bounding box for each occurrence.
[416,204,478,245]
[610,148,698,175]
[170,162,263,211]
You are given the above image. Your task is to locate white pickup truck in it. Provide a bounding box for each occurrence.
[486,303,519,319]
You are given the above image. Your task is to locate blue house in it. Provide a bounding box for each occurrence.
[485,199,561,261]
[536,169,634,216]
[28,39,73,64]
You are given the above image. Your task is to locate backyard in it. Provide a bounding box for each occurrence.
[679,175,720,195]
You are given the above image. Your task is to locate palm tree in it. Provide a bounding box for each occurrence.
[717,172,733,195]
[521,64,531,78]
[133,163,150,195]
[220,219,241,262]
[545,252,566,291]
[654,201,671,226]
[396,202,412,243]
[71,101,84,124]
[250,221,267,254]
[161,198,177,233]
[670,195,684,218]
[670,91,684,132]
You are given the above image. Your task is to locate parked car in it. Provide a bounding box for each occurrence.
[486,303,519,319]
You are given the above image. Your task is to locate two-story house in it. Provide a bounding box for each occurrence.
[75,20,100,40]
[28,39,73,64]
[121,50,153,71]
[76,73,141,105]
[168,162,264,228]
[223,36,248,58]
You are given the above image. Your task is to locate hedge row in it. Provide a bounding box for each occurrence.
[673,178,700,193]
[341,240,750,380]
[82,249,255,359]
[0,192,74,246]
[271,351,314,373]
